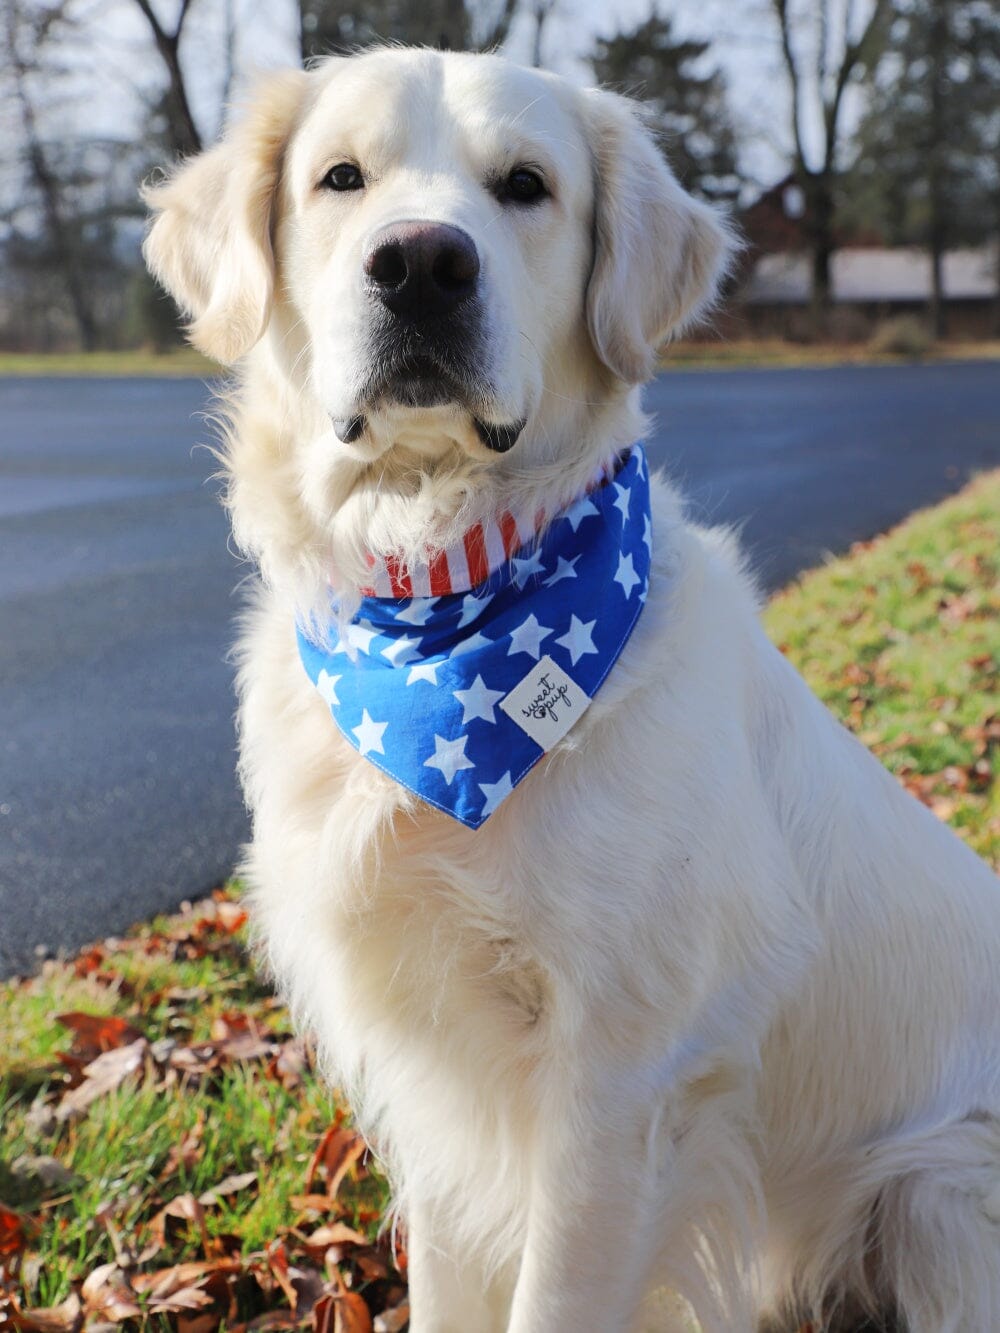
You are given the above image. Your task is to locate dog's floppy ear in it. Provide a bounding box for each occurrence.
[142,69,308,364]
[582,88,736,384]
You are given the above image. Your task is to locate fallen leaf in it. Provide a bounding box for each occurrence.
[305,1223,368,1249]
[372,1303,409,1333]
[267,1037,311,1091]
[80,1262,142,1321]
[148,1193,209,1255]
[7,1292,83,1332]
[0,1202,28,1257]
[198,1171,258,1207]
[175,1315,221,1333]
[305,1125,367,1201]
[56,1039,148,1123]
[290,1193,339,1214]
[10,1155,77,1192]
[214,901,248,934]
[132,1259,242,1296]
[55,1013,143,1059]
[334,1292,372,1333]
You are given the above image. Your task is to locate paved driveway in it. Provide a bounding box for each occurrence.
[1,361,998,974]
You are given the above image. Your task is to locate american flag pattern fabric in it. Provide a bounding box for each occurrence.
[297,445,651,829]
[359,459,619,598]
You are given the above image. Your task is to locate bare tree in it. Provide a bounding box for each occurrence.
[129,0,202,156]
[772,0,891,326]
[300,0,521,60]
[2,0,100,348]
[529,0,556,67]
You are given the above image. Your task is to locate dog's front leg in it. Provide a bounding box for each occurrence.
[406,1201,516,1333]
[504,1078,673,1333]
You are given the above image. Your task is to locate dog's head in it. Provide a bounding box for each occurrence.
[143,49,734,598]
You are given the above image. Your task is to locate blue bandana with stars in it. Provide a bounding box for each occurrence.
[297,445,651,829]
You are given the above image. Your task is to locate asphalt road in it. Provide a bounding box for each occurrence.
[2,361,998,975]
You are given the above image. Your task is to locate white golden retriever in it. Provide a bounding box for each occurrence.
[144,48,1000,1333]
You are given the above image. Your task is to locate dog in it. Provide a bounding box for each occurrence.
[144,48,1000,1333]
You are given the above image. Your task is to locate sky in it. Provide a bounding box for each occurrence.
[77,0,875,194]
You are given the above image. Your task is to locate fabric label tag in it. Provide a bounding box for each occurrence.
[500,654,591,752]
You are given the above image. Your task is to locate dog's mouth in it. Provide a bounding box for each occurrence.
[334,334,525,453]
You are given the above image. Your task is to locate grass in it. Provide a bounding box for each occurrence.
[0,349,217,377]
[0,896,398,1325]
[1,472,997,1324]
[765,469,1000,868]
[663,336,1000,370]
[0,340,998,378]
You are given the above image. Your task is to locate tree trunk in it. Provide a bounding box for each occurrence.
[929,231,946,340]
[927,0,948,341]
[806,173,835,336]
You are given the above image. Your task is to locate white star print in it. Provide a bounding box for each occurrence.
[335,620,379,661]
[543,554,580,587]
[512,548,546,588]
[508,613,554,660]
[395,597,439,626]
[424,733,475,785]
[381,633,422,666]
[407,661,439,686]
[614,551,641,598]
[457,592,493,629]
[643,514,652,549]
[563,496,599,532]
[317,669,341,706]
[453,674,505,725]
[479,771,514,818]
[555,614,598,666]
[613,482,631,524]
[352,709,388,756]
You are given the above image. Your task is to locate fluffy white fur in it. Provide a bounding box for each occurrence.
[144,48,1000,1333]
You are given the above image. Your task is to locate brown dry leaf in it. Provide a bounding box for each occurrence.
[334,1292,373,1333]
[214,901,249,933]
[372,1303,409,1333]
[7,1293,83,1333]
[148,1193,209,1255]
[312,1295,336,1333]
[289,1194,339,1214]
[132,1259,242,1296]
[306,1223,369,1249]
[80,1262,142,1322]
[305,1125,367,1200]
[175,1315,221,1333]
[268,1038,311,1091]
[55,1012,143,1059]
[0,1202,29,1258]
[198,1171,258,1207]
[55,1039,148,1123]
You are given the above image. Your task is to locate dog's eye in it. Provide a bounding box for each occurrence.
[501,167,546,204]
[321,163,364,192]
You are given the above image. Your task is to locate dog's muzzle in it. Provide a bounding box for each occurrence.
[329,220,524,452]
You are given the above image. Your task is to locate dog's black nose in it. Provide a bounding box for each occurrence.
[364,222,480,321]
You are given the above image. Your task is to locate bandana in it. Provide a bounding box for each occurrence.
[297,445,651,829]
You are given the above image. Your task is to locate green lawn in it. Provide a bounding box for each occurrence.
[1,472,996,1328]
[0,340,997,378]
[766,470,999,868]
[0,349,217,377]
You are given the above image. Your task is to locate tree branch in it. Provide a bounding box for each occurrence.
[822,0,890,172]
[772,0,808,174]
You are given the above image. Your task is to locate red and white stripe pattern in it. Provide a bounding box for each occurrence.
[359,458,619,599]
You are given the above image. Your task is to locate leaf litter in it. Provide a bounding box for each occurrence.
[0,889,407,1332]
